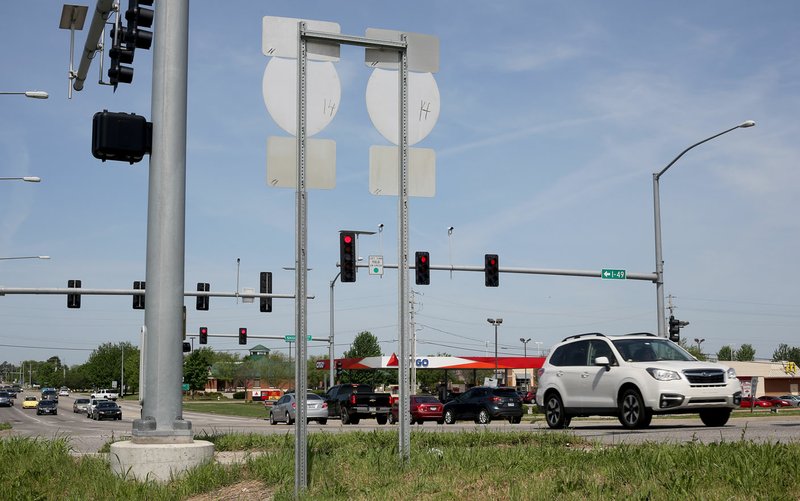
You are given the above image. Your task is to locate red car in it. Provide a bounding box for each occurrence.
[740,397,774,408]
[757,396,792,407]
[389,395,444,425]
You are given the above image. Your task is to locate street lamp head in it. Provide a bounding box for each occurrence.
[24,91,49,99]
[23,177,41,183]
[739,120,756,128]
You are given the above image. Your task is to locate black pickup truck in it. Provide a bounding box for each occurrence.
[325,383,392,425]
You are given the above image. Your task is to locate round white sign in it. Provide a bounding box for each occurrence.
[365,68,440,146]
[262,56,341,137]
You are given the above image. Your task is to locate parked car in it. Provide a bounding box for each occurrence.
[536,332,742,429]
[518,391,536,404]
[36,399,58,415]
[22,396,39,409]
[73,398,91,413]
[740,397,773,408]
[779,395,800,407]
[86,398,107,417]
[269,392,328,425]
[91,400,122,421]
[0,391,14,407]
[390,395,444,425]
[443,386,523,425]
[757,396,791,407]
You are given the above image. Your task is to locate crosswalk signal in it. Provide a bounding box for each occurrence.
[415,251,430,285]
[484,254,499,287]
[67,279,82,308]
[196,282,210,311]
[132,280,145,310]
[199,327,208,345]
[340,231,357,283]
[182,342,191,353]
[238,327,247,345]
[260,272,272,313]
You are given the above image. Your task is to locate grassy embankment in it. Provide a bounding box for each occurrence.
[3,428,800,500]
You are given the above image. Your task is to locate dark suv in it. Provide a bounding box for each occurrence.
[443,386,523,424]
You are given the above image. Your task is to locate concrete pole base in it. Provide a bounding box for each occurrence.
[109,440,215,482]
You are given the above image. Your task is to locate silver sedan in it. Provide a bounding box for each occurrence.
[269,392,328,425]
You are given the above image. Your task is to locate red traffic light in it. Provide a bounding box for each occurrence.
[343,234,353,244]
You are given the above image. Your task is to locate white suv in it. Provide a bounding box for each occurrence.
[536,333,742,429]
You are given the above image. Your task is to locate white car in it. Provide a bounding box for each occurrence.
[536,333,742,429]
[58,388,70,397]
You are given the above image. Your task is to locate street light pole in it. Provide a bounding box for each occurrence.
[487,318,503,384]
[0,256,50,261]
[520,337,531,390]
[653,120,755,337]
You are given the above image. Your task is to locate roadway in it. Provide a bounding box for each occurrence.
[2,393,799,454]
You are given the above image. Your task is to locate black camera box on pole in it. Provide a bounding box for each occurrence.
[92,110,152,164]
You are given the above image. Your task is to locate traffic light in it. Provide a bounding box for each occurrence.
[182,342,191,353]
[339,231,357,283]
[67,279,82,309]
[260,272,272,313]
[107,27,134,88]
[196,282,210,311]
[132,280,145,310]
[668,315,681,342]
[238,327,247,345]
[199,326,208,345]
[336,360,343,378]
[415,251,430,285]
[484,254,499,287]
[124,0,154,50]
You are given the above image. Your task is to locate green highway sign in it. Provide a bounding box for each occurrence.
[601,269,626,280]
[284,335,313,342]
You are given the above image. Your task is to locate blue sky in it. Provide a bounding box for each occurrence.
[1,1,798,367]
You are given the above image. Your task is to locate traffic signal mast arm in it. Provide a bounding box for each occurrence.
[0,286,308,299]
[190,331,330,342]
[349,262,658,282]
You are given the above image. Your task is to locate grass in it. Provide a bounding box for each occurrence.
[182,400,269,419]
[4,429,800,500]
[0,422,10,431]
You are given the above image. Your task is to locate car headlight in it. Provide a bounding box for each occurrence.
[646,368,681,381]
[727,367,737,379]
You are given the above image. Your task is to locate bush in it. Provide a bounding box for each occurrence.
[232,391,245,400]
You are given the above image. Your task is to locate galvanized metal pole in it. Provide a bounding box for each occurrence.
[134,0,192,443]
[397,34,411,462]
[653,173,666,337]
[329,272,340,390]
[295,21,310,493]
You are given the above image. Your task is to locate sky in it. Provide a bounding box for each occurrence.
[1,1,798,369]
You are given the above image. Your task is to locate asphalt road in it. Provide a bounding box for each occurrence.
[3,393,800,454]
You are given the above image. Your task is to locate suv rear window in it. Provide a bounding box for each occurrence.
[492,388,519,398]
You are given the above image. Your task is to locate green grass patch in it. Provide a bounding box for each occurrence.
[0,422,11,431]
[183,400,268,419]
[5,430,800,500]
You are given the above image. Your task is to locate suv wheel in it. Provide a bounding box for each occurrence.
[475,409,491,425]
[699,409,731,427]
[444,409,456,424]
[619,388,650,429]
[341,411,350,425]
[545,393,569,429]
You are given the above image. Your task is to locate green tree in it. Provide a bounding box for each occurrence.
[717,345,734,361]
[183,347,215,392]
[735,344,756,361]
[84,342,138,392]
[772,344,800,363]
[343,331,390,386]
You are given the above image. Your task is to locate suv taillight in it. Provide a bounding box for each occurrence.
[490,396,502,403]
[350,394,357,405]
